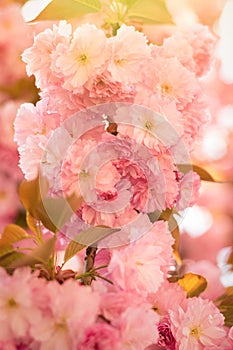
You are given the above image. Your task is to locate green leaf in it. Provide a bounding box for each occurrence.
[0,225,29,247]
[217,287,233,327]
[125,0,173,24]
[18,177,48,218]
[19,177,82,233]
[177,164,216,182]
[0,252,26,269]
[178,272,207,297]
[64,226,120,263]
[0,247,16,260]
[64,241,86,263]
[10,236,56,268]
[40,194,83,233]
[29,0,101,21]
[26,212,39,235]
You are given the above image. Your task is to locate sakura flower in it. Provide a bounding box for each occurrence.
[14,103,44,147]
[18,134,47,180]
[147,55,200,109]
[176,170,201,211]
[170,297,226,350]
[85,71,135,104]
[181,24,217,77]
[22,21,72,89]
[31,279,100,350]
[108,221,174,295]
[150,279,186,316]
[0,268,41,342]
[56,24,109,91]
[77,323,122,350]
[113,304,159,350]
[157,320,176,350]
[108,24,150,84]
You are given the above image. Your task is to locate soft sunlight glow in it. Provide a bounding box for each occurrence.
[180,206,213,237]
[202,127,227,160]
[22,0,52,22]
[218,106,233,129]
[217,0,233,82]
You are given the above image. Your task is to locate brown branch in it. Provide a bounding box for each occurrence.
[82,246,98,285]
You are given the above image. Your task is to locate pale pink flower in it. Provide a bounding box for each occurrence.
[150,279,186,316]
[95,161,121,193]
[181,24,217,77]
[113,304,159,350]
[108,221,174,295]
[108,24,150,84]
[22,21,72,89]
[18,134,47,180]
[181,94,209,147]
[0,268,42,342]
[157,34,196,73]
[85,71,135,104]
[61,137,98,196]
[40,86,86,121]
[100,290,144,322]
[157,320,176,350]
[56,24,109,91]
[31,279,100,349]
[170,297,226,350]
[77,323,122,350]
[146,54,200,109]
[176,170,201,211]
[14,103,44,147]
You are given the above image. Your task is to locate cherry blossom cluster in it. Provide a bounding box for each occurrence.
[18,20,216,150]
[11,16,233,350]
[0,222,232,350]
[14,21,217,232]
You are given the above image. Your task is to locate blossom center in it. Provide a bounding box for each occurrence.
[79,169,90,179]
[190,326,200,338]
[161,83,172,94]
[8,298,18,308]
[55,319,67,332]
[79,54,88,64]
[115,58,126,65]
[144,120,153,131]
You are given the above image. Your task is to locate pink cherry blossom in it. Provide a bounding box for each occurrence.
[85,71,135,104]
[55,24,109,91]
[170,297,226,350]
[0,268,42,342]
[22,21,72,89]
[176,170,201,211]
[107,221,174,295]
[149,279,187,316]
[108,24,151,84]
[18,134,47,180]
[31,279,100,349]
[77,322,122,350]
[113,304,159,350]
